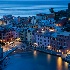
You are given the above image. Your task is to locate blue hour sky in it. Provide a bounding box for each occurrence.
[0,0,70,1]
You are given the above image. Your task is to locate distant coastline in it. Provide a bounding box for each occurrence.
[0,1,69,18]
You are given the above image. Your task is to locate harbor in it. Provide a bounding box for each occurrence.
[3,50,68,70]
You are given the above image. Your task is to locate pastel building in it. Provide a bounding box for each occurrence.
[35,31,52,49]
[27,28,34,45]
[20,27,34,45]
[12,31,19,39]
[51,32,70,53]
[20,28,27,42]
[0,28,19,43]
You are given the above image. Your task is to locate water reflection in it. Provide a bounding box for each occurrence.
[64,62,68,69]
[57,57,62,70]
[47,54,51,63]
[3,51,69,70]
[33,50,37,57]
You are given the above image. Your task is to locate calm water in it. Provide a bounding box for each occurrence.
[0,1,69,18]
[3,50,68,70]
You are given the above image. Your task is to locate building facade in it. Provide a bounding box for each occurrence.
[35,32,51,49]
[51,32,70,53]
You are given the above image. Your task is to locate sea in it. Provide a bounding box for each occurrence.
[0,1,70,18]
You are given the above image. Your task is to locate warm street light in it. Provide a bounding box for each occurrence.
[47,45,51,49]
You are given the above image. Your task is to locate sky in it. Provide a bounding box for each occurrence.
[0,0,70,1]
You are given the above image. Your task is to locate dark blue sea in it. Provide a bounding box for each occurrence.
[3,50,68,70]
[0,1,70,18]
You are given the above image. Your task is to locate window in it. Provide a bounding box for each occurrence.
[42,45,44,47]
[65,36,66,38]
[38,42,39,45]
[59,43,60,45]
[48,44,49,46]
[38,38,39,40]
[45,43,46,45]
[44,36,46,38]
[44,40,46,42]
[40,39,42,41]
[12,35,13,37]
[40,42,42,44]
[64,43,66,46]
[26,38,27,40]
[64,40,65,42]
[48,37,49,39]
[30,33,31,35]
[54,45,55,47]
[53,38,55,40]
[48,40,49,42]
[28,30,30,32]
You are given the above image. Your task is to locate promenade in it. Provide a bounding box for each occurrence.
[0,47,17,63]
[33,47,70,63]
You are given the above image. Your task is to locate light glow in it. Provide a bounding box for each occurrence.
[33,50,37,57]
[57,57,62,70]
[34,43,38,46]
[49,29,55,32]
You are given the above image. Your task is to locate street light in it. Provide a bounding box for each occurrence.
[47,45,51,50]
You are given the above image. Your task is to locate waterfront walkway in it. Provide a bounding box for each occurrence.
[33,47,62,56]
[33,47,70,63]
[0,47,17,62]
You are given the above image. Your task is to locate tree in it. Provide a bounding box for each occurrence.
[49,8,54,13]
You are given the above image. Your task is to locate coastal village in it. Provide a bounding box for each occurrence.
[0,3,70,69]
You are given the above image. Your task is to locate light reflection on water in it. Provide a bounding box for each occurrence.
[64,62,68,69]
[33,50,37,57]
[57,57,62,70]
[47,54,51,63]
[3,50,69,70]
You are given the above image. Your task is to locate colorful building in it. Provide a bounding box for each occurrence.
[35,31,52,49]
[51,32,70,54]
